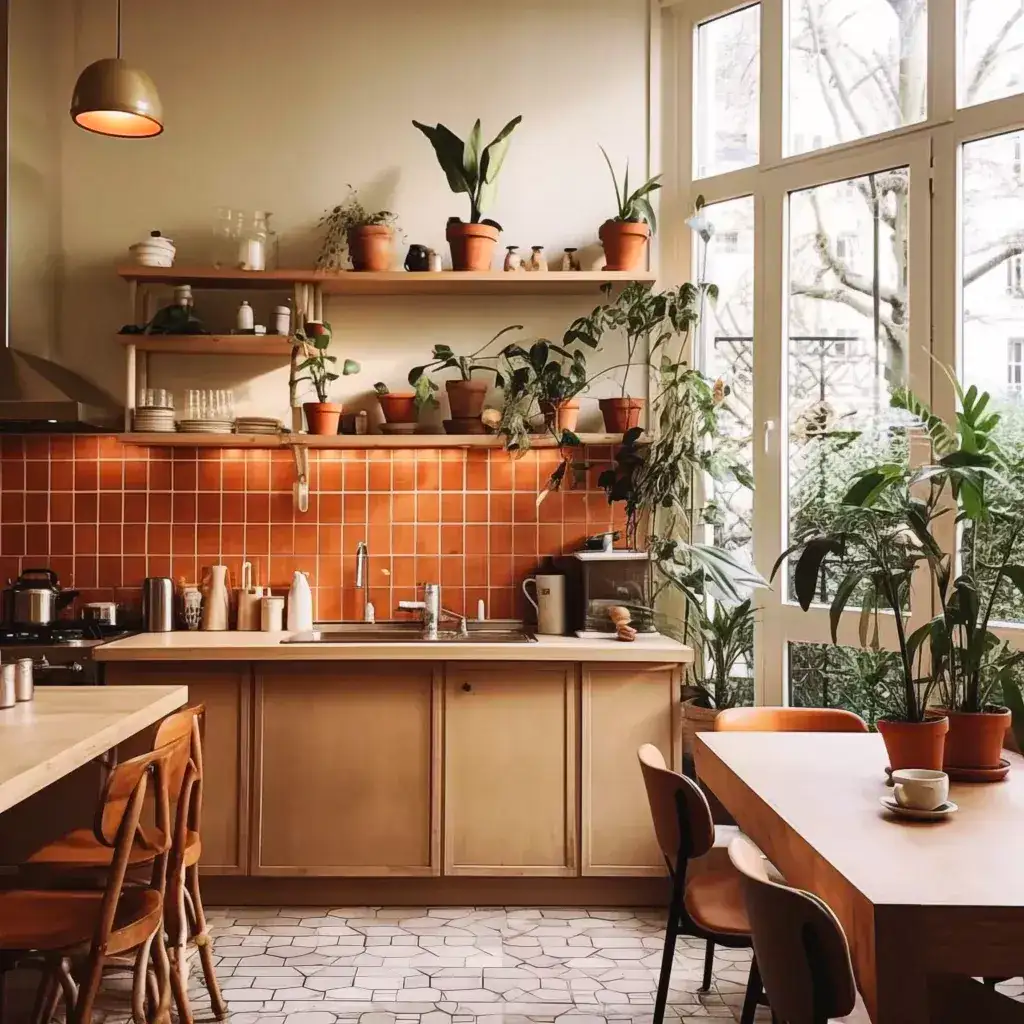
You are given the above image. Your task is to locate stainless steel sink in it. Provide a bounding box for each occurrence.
[281,620,535,644]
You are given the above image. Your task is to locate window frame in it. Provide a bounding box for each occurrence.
[661,0,1024,706]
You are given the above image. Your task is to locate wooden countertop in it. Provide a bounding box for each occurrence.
[94,631,693,664]
[0,685,188,815]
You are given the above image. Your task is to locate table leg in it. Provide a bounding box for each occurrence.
[929,976,1024,1024]
[870,909,930,1024]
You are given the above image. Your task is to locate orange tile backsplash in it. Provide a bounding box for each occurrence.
[0,437,626,622]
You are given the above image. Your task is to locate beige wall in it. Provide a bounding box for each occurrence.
[14,0,654,429]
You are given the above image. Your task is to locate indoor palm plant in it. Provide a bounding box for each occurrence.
[408,325,523,430]
[597,146,661,271]
[317,187,399,272]
[412,115,522,270]
[291,321,360,435]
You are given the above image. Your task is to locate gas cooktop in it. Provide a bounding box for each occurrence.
[0,624,136,648]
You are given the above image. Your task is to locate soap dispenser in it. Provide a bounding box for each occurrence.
[286,571,314,631]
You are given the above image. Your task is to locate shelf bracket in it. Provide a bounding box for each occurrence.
[291,443,310,514]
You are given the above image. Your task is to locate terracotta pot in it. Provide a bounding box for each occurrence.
[347,225,393,272]
[876,714,949,772]
[377,391,418,424]
[599,397,645,433]
[940,706,1011,771]
[444,417,490,435]
[302,402,343,436]
[446,378,490,419]
[446,221,500,271]
[599,219,650,271]
[540,399,581,433]
[681,698,720,758]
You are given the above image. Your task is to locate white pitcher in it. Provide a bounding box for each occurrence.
[522,574,566,636]
[201,564,231,631]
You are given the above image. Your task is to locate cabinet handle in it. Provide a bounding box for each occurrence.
[462,682,472,693]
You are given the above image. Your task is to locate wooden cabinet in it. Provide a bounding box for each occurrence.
[580,663,680,876]
[253,662,440,876]
[444,662,577,876]
[106,662,252,874]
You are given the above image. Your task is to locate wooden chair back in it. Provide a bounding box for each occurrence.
[729,835,857,1024]
[637,743,714,870]
[715,707,868,733]
[153,704,206,828]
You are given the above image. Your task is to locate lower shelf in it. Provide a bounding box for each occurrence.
[115,431,635,449]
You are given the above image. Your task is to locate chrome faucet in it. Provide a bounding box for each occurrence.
[399,583,468,640]
[355,541,373,623]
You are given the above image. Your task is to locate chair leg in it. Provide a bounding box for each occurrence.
[151,929,174,1024]
[654,877,683,1024]
[30,964,62,1024]
[55,959,78,1020]
[168,868,194,1024]
[185,863,227,1019]
[740,954,763,1024]
[701,939,715,993]
[69,953,104,1024]
[131,934,155,1024]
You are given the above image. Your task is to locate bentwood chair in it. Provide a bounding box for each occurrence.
[729,835,870,1024]
[24,707,226,1023]
[714,707,869,733]
[0,740,185,1024]
[637,744,766,1024]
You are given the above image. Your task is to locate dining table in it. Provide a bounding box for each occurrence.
[695,731,1024,1024]
[0,684,187,814]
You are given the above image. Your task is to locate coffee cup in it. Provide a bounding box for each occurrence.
[891,768,949,811]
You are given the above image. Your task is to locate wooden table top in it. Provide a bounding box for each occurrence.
[696,731,1024,908]
[0,685,187,815]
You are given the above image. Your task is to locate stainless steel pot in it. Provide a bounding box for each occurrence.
[3,568,79,627]
[83,601,118,626]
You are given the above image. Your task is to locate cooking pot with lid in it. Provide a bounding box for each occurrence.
[3,568,79,627]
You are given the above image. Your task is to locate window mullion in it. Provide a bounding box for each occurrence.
[760,0,784,167]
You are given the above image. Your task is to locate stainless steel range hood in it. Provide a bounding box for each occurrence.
[0,0,122,432]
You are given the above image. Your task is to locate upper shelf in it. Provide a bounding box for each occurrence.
[116,266,656,296]
[116,432,636,450]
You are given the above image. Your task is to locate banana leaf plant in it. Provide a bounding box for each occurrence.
[408,325,523,409]
[412,116,522,225]
[775,379,1024,721]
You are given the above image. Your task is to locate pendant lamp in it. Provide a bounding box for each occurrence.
[70,0,163,138]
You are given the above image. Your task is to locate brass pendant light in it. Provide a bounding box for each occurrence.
[70,0,163,138]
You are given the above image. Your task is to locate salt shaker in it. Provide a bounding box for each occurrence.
[15,658,33,702]
[0,664,16,708]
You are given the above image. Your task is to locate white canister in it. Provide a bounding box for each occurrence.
[522,574,566,636]
[286,571,314,631]
[0,664,15,708]
[261,594,285,632]
[236,300,254,331]
[272,305,291,336]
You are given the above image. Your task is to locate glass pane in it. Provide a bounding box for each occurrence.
[788,0,927,156]
[961,133,1024,626]
[788,641,902,728]
[700,197,755,562]
[696,5,760,178]
[960,1,1024,107]
[786,169,911,602]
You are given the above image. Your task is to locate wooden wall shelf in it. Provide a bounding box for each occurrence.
[116,432,635,450]
[117,266,656,296]
[117,335,293,357]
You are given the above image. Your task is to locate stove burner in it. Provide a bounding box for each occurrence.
[0,623,134,646]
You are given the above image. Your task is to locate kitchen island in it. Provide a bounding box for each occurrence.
[92,630,691,906]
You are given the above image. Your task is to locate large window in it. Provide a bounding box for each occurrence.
[669,0,1024,708]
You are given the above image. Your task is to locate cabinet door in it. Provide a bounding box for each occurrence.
[581,663,679,876]
[106,662,252,874]
[254,662,440,876]
[444,663,577,876]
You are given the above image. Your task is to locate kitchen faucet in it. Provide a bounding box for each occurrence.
[355,540,373,623]
[398,583,468,640]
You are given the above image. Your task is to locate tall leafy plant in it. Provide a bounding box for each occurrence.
[412,116,522,225]
[291,322,359,403]
[408,325,523,408]
[599,146,661,232]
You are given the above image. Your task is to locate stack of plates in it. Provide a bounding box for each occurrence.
[128,235,176,268]
[177,419,234,434]
[235,416,284,435]
[133,408,176,433]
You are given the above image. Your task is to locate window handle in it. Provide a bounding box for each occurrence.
[763,419,776,455]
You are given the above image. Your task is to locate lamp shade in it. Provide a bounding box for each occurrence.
[70,58,163,138]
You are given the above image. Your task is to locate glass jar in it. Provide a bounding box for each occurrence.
[238,211,268,271]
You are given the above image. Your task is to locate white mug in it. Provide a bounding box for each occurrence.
[891,768,949,811]
[522,574,566,636]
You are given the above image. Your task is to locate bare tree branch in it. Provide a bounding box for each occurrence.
[965,2,1024,104]
[965,241,1024,287]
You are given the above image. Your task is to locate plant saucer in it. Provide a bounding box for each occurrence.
[879,796,958,821]
[946,759,1011,783]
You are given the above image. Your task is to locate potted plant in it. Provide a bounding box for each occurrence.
[412,116,522,271]
[408,325,522,431]
[831,382,1024,774]
[501,339,590,433]
[291,321,360,435]
[597,146,661,272]
[317,187,399,272]
[373,382,418,427]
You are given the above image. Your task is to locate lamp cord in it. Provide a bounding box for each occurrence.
[116,0,122,58]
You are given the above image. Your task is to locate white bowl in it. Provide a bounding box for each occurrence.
[130,237,175,251]
[135,256,174,267]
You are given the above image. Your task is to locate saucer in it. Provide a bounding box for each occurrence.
[946,759,1011,783]
[879,796,958,821]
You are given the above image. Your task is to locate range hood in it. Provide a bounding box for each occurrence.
[0,0,122,432]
